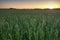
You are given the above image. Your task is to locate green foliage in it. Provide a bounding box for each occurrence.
[0,9,60,40]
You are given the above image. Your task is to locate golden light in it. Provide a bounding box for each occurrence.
[48,4,56,9]
[47,2,59,9]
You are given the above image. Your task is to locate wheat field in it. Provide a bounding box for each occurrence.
[0,9,60,40]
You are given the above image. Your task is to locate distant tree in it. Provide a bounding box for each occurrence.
[9,8,16,9]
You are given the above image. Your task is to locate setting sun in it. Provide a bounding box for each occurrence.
[47,2,59,9]
[48,4,56,9]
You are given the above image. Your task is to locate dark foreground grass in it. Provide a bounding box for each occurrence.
[0,9,60,40]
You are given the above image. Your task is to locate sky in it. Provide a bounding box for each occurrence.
[0,0,60,9]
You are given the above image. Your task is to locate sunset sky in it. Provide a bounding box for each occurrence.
[0,0,60,9]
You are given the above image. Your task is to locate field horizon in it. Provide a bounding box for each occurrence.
[0,8,60,10]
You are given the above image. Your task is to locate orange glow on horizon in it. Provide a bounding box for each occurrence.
[0,2,60,9]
